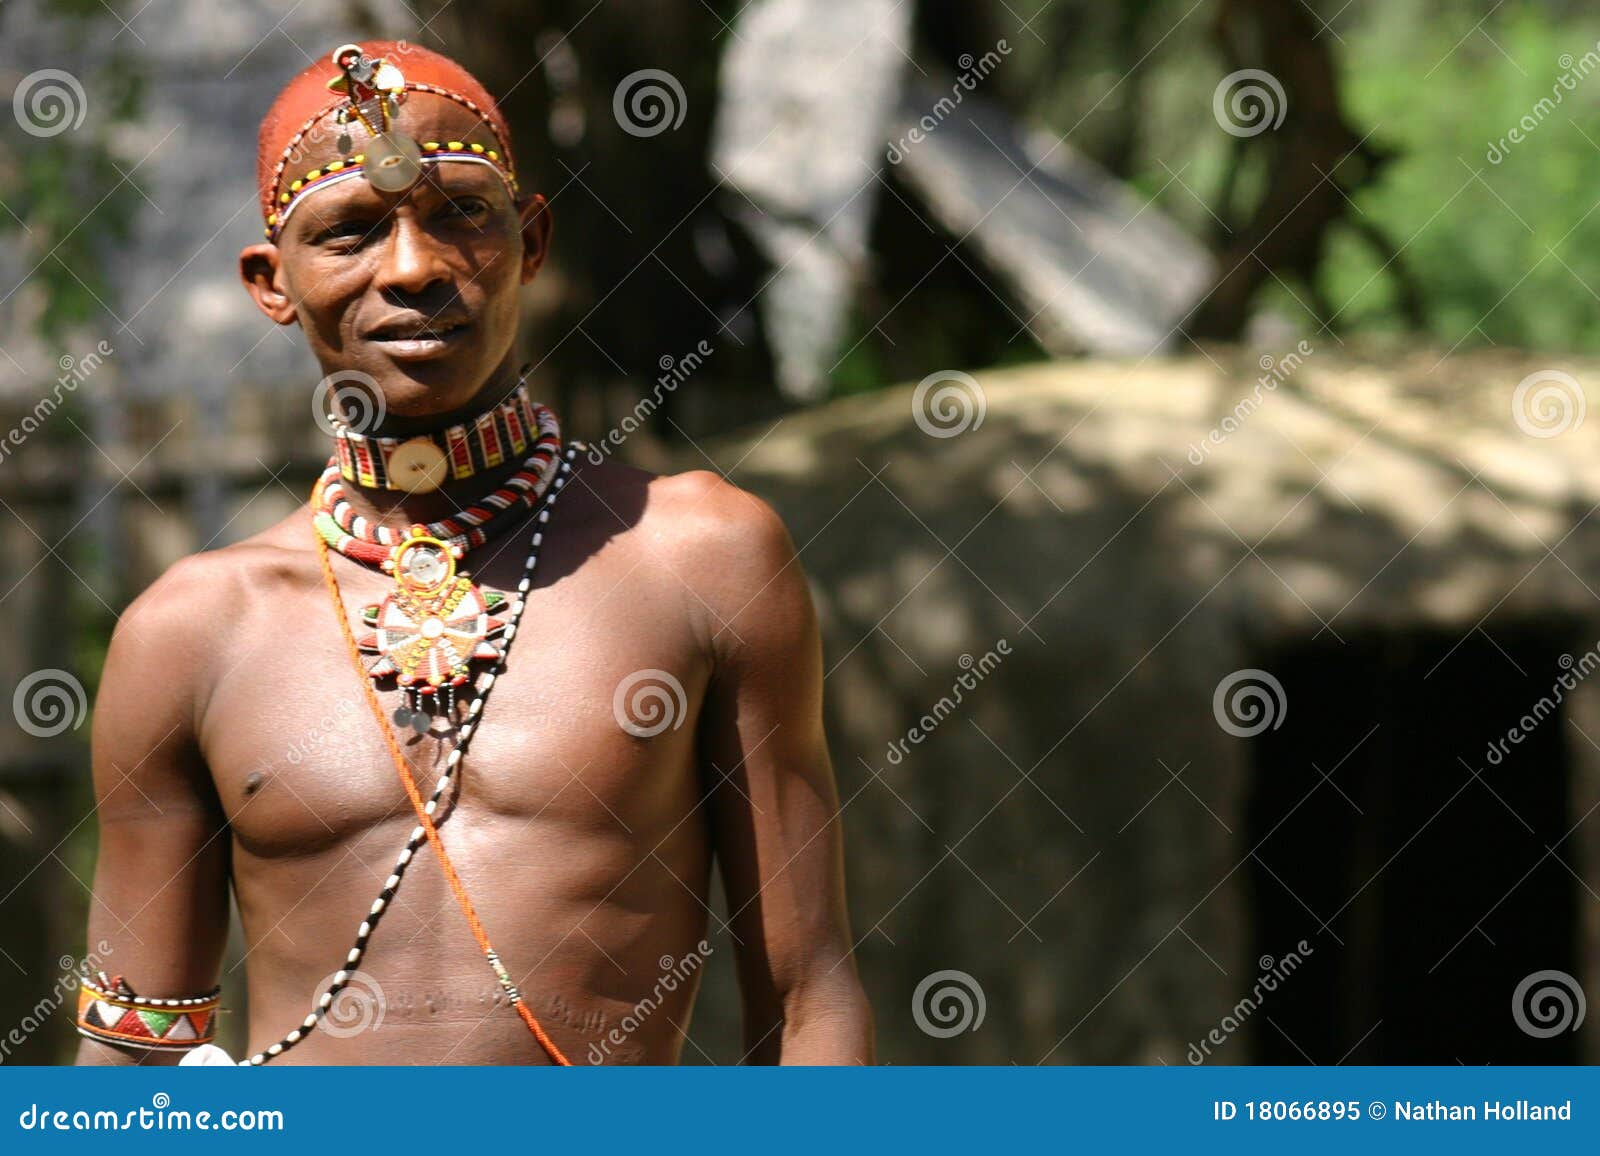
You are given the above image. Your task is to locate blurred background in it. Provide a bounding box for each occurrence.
[2,0,1599,1065]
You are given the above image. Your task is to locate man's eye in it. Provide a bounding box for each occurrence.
[441,197,489,219]
[319,220,373,244]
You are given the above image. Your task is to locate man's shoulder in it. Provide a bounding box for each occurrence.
[98,519,310,743]
[576,458,803,634]
[605,463,808,639]
[591,463,795,593]
[112,515,309,654]
[626,465,793,556]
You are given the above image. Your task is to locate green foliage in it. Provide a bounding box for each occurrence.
[13,139,142,339]
[1125,0,1600,352]
[992,0,1600,354]
[0,2,145,342]
[1332,4,1600,351]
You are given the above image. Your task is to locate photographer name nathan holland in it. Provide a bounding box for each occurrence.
[0,340,114,465]
[1391,1099,1572,1122]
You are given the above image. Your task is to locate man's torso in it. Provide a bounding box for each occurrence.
[192,461,720,1064]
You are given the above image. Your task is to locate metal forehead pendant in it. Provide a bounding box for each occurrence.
[354,527,508,733]
[364,131,424,193]
[327,43,424,196]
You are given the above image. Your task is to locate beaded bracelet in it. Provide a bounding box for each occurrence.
[76,972,221,1050]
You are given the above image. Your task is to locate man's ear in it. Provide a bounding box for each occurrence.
[518,195,552,284]
[239,243,298,325]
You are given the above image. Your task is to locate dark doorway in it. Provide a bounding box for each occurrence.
[1245,626,1579,1063]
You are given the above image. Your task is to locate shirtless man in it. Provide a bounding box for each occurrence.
[75,41,871,1066]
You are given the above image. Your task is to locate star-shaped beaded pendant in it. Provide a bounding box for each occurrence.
[354,526,508,732]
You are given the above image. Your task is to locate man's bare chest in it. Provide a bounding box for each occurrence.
[196,533,712,861]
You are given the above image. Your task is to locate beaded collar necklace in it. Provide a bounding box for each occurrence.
[254,441,583,1066]
[329,381,549,493]
[314,394,562,560]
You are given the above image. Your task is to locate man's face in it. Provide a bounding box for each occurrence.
[241,97,548,420]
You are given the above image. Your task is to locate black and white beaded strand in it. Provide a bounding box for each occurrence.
[245,442,579,1066]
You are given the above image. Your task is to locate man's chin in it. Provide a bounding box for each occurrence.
[359,346,501,424]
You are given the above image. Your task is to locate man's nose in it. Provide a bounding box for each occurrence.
[372,213,451,296]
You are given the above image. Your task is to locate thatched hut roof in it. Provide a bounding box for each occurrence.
[692,350,1600,1063]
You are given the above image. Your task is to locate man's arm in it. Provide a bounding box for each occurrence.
[688,476,874,1064]
[75,556,232,1065]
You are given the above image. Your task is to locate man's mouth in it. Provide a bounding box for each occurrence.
[365,316,472,360]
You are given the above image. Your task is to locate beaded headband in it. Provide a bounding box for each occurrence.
[76,971,221,1051]
[330,379,545,493]
[264,44,519,241]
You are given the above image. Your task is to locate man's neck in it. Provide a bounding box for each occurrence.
[327,365,536,533]
[337,456,531,532]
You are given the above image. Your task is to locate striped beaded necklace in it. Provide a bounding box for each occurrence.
[328,382,547,493]
[250,442,583,1066]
